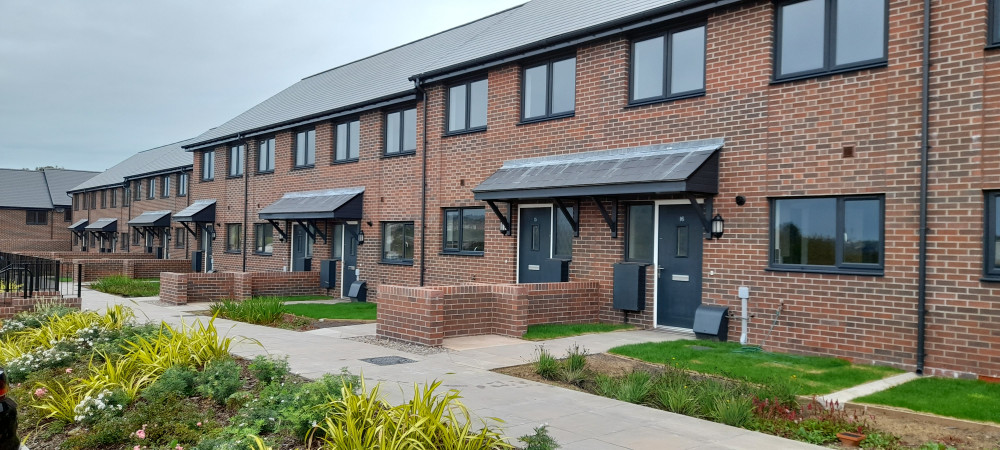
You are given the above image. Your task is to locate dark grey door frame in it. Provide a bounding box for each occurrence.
[342,222,360,297]
[655,203,703,328]
[517,205,554,284]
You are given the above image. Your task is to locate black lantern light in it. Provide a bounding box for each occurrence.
[711,214,725,239]
[357,229,365,245]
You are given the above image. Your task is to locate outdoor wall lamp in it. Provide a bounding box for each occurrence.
[357,229,365,245]
[499,222,508,234]
[711,214,725,239]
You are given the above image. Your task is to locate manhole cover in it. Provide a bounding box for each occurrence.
[361,356,416,366]
[688,345,714,351]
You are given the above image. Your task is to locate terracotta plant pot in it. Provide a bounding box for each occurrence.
[836,432,865,447]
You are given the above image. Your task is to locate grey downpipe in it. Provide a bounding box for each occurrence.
[415,78,428,287]
[916,0,931,375]
[242,135,249,272]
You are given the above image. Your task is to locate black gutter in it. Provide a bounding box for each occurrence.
[916,0,931,375]
[242,135,249,272]
[411,0,743,84]
[415,78,429,287]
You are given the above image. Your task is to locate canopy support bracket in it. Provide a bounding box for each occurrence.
[268,220,289,241]
[486,200,512,236]
[553,198,579,237]
[684,193,714,239]
[592,197,618,238]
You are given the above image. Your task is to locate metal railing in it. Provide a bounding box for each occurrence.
[0,252,78,299]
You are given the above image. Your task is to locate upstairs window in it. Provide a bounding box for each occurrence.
[258,137,275,173]
[90,191,97,208]
[178,173,188,197]
[161,175,170,198]
[335,120,361,162]
[26,210,47,225]
[229,144,245,177]
[631,24,706,103]
[147,178,156,199]
[123,187,130,206]
[443,207,485,254]
[202,151,215,181]
[63,208,71,222]
[447,79,488,133]
[74,194,80,211]
[295,129,315,168]
[385,108,417,156]
[100,190,107,209]
[522,56,576,121]
[775,0,887,80]
[986,192,1000,279]
[110,188,118,208]
[771,195,884,274]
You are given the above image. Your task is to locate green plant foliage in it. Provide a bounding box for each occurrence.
[141,365,197,403]
[534,347,560,380]
[91,275,160,297]
[210,297,287,325]
[615,370,653,404]
[196,358,243,405]
[248,355,290,385]
[709,395,754,427]
[284,302,377,321]
[653,382,700,416]
[518,424,560,450]
[594,374,618,398]
[226,372,355,440]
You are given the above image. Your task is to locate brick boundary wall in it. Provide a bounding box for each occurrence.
[0,293,81,319]
[73,259,191,282]
[159,271,325,305]
[377,281,601,346]
[0,240,70,252]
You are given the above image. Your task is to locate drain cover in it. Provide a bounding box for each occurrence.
[688,345,714,351]
[361,356,416,366]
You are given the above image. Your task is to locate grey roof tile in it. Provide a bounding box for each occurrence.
[42,169,102,207]
[71,138,195,192]
[0,169,52,209]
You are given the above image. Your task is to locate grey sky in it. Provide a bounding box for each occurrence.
[0,1,524,172]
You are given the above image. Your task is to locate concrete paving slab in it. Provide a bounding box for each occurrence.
[818,372,919,406]
[443,334,526,350]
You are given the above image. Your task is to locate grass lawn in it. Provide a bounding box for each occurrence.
[91,275,160,297]
[609,339,901,395]
[522,323,636,340]
[854,377,1000,423]
[283,302,376,321]
[275,294,336,302]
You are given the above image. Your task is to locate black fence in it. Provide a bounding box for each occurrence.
[0,252,79,299]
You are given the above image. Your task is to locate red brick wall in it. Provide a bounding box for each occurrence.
[0,294,81,319]
[73,258,190,282]
[159,271,325,304]
[0,239,70,252]
[0,209,73,245]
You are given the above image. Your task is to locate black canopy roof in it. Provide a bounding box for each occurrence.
[174,200,216,223]
[68,219,89,232]
[84,218,117,233]
[472,138,722,201]
[258,187,364,221]
[128,210,172,228]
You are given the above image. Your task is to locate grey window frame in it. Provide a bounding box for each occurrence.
[226,223,242,253]
[381,221,415,264]
[629,23,707,105]
[334,119,361,163]
[123,187,130,206]
[175,228,186,249]
[625,203,654,263]
[90,191,97,208]
[109,188,118,208]
[121,232,129,251]
[773,0,889,82]
[202,151,215,181]
[254,223,274,255]
[769,195,885,275]
[294,128,316,169]
[63,208,71,222]
[74,194,79,211]
[178,173,188,197]
[445,78,489,135]
[552,206,574,260]
[161,175,171,198]
[442,207,485,255]
[383,107,417,156]
[147,178,156,199]
[520,55,577,123]
[990,0,1000,48]
[257,137,275,173]
[985,191,1000,279]
[25,210,47,225]
[228,144,245,177]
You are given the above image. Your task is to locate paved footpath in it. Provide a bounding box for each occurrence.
[81,288,817,449]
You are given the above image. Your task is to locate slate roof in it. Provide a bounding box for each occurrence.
[472,138,723,200]
[186,0,696,148]
[70,138,195,192]
[0,168,99,209]
[128,210,172,228]
[174,199,216,223]
[258,187,365,220]
[85,218,118,232]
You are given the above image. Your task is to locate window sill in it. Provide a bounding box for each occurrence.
[986,43,1000,50]
[225,175,244,180]
[981,275,1000,283]
[161,196,170,199]
[255,170,274,175]
[333,158,359,165]
[254,252,273,256]
[518,112,575,126]
[765,266,884,277]
[627,91,705,108]
[440,251,484,257]
[771,61,888,85]
[443,127,487,138]
[177,194,187,197]
[379,260,414,266]
[201,178,215,182]
[225,250,242,254]
[292,165,315,171]
[381,151,416,159]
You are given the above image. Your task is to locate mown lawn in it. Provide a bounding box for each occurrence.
[522,323,635,340]
[90,275,160,297]
[854,376,1000,424]
[609,339,902,395]
[283,302,376,321]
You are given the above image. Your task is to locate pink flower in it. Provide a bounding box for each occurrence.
[33,388,47,398]
[196,421,202,427]
[65,368,73,374]
[176,446,184,450]
[135,424,147,439]
[134,447,140,450]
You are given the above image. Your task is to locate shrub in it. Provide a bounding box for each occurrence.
[653,382,700,417]
[210,297,286,325]
[615,371,653,404]
[248,355,290,384]
[709,395,754,427]
[594,374,618,398]
[91,275,159,297]
[142,365,197,403]
[196,358,243,405]
[563,344,587,372]
[73,388,127,425]
[519,424,560,450]
[228,372,355,439]
[534,347,560,380]
[4,343,77,382]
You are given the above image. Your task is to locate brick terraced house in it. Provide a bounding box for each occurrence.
[174,0,1000,379]
[0,168,99,252]
[67,139,194,259]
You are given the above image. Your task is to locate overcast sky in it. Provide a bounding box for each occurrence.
[0,0,524,172]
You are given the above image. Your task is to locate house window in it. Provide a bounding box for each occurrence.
[522,56,576,121]
[121,232,129,251]
[63,208,71,222]
[626,204,654,262]
[110,189,118,208]
[775,0,887,80]
[447,79,488,133]
[992,0,1000,46]
[25,210,47,225]
[553,207,574,260]
[123,187,131,206]
[385,108,417,155]
[771,196,884,273]
[100,190,107,209]
[73,194,79,211]
[132,232,141,246]
[986,192,1000,278]
[229,144,245,177]
[202,151,215,181]
[133,181,141,201]
[258,137,275,173]
[332,224,344,259]
[226,223,242,253]
[90,192,97,209]
[631,24,706,103]
[443,207,485,254]
[254,223,273,255]
[295,129,315,168]
[161,175,171,198]
[382,222,414,263]
[335,120,361,162]
[147,178,156,199]
[178,173,188,196]
[175,228,186,249]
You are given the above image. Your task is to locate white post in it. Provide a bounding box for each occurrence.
[738,286,750,345]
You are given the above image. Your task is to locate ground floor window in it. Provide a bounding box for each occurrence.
[771,195,883,274]
[986,191,1000,278]
[626,203,654,262]
[121,233,129,251]
[553,206,574,259]
[332,224,344,259]
[175,228,186,248]
[443,207,485,254]
[382,222,414,264]
[254,223,273,255]
[226,223,242,253]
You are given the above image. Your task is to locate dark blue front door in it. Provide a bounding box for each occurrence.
[292,226,311,272]
[518,207,552,283]
[342,223,359,297]
[656,205,703,328]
